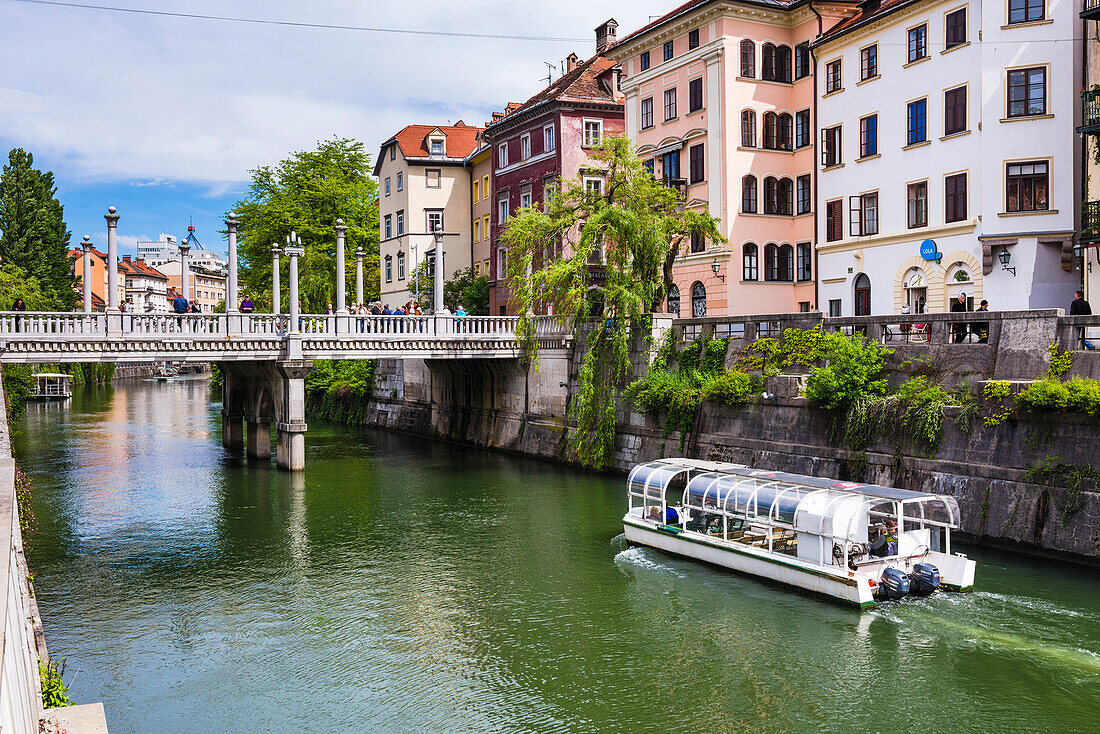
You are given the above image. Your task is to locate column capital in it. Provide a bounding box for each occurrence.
[271,244,282,257]
[334,218,347,235]
[80,235,93,252]
[355,245,364,258]
[104,205,119,225]
[284,246,304,258]
[276,359,313,380]
[225,211,238,232]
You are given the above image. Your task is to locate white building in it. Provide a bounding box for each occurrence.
[136,233,177,261]
[118,256,169,313]
[142,227,227,276]
[814,0,1082,316]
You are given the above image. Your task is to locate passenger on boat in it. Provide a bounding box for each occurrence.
[664,506,680,525]
[868,521,898,557]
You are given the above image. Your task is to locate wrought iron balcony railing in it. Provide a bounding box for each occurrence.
[1081,89,1100,134]
[1082,0,1100,20]
[1081,200,1100,243]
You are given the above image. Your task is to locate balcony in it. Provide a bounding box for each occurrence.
[1079,89,1100,135]
[1081,200,1100,245]
[1082,0,1100,20]
[661,177,688,198]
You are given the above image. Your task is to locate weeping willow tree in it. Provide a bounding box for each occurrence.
[501,136,724,469]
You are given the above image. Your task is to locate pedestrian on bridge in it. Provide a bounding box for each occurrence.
[240,295,254,313]
[11,298,25,333]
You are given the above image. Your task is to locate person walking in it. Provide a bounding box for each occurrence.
[240,295,254,313]
[974,299,990,343]
[951,292,968,343]
[173,293,189,314]
[11,297,26,333]
[1071,290,1094,349]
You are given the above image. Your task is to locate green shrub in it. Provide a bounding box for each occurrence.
[1048,342,1073,379]
[304,360,377,424]
[1063,376,1100,415]
[699,338,729,374]
[678,340,703,371]
[804,332,891,410]
[1015,378,1069,412]
[700,370,760,406]
[982,380,1014,426]
[40,659,72,709]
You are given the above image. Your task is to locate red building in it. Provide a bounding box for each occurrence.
[483,20,625,315]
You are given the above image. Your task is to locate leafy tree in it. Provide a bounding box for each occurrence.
[232,138,379,312]
[408,263,489,314]
[0,148,77,309]
[500,136,724,469]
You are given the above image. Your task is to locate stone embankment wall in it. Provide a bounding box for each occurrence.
[113,362,210,380]
[342,310,1100,565]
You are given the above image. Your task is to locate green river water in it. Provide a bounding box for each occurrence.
[13,377,1100,733]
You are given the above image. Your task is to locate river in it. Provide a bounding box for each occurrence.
[13,377,1100,733]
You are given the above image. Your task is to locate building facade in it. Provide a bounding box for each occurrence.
[155,260,225,312]
[374,123,482,309]
[814,0,1082,316]
[1080,2,1100,304]
[483,23,625,315]
[67,247,125,311]
[467,135,493,280]
[118,256,169,312]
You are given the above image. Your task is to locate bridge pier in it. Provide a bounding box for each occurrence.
[222,413,244,450]
[246,418,271,460]
[275,360,310,471]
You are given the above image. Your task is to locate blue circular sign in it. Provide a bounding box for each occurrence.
[920,239,940,261]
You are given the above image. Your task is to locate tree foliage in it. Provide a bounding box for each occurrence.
[408,262,489,314]
[0,148,77,309]
[500,136,724,469]
[232,138,379,312]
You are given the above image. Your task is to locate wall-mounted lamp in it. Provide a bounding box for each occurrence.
[711,258,726,282]
[999,247,1016,277]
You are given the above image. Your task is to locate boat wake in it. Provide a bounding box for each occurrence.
[613,546,687,579]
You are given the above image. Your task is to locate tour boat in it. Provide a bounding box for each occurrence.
[29,373,72,401]
[622,459,976,609]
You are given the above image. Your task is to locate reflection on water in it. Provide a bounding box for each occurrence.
[14,377,1100,734]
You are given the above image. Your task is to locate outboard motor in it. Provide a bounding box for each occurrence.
[878,567,910,600]
[909,563,941,596]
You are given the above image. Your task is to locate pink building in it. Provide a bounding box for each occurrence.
[483,21,625,315]
[608,1,849,317]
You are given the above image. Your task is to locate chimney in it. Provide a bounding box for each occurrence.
[595,18,618,53]
[122,255,131,262]
[566,52,580,73]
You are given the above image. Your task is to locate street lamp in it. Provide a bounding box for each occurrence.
[711,257,726,282]
[999,247,1016,277]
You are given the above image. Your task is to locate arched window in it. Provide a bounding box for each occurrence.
[764,176,779,214]
[691,281,707,317]
[762,43,777,80]
[778,178,794,215]
[384,254,393,283]
[777,113,793,150]
[741,110,757,147]
[764,244,780,281]
[778,244,794,281]
[667,284,680,317]
[740,39,756,78]
[777,45,793,82]
[763,111,778,149]
[743,243,759,281]
[854,273,872,315]
[742,175,758,213]
[397,251,406,280]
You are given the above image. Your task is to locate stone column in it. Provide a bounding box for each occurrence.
[286,242,303,334]
[275,360,311,471]
[433,230,444,314]
[80,235,93,313]
[104,206,120,312]
[355,246,364,306]
[271,244,281,314]
[179,240,192,302]
[335,219,348,313]
[246,417,271,459]
[226,212,239,313]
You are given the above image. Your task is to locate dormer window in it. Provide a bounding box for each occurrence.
[430,139,444,156]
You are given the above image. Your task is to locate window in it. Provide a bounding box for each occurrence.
[544,125,555,152]
[497,193,510,223]
[778,113,793,150]
[944,86,967,135]
[585,177,604,196]
[1007,67,1046,117]
[473,179,480,202]
[740,39,755,78]
[667,284,680,316]
[426,169,441,188]
[661,150,680,182]
[821,125,842,167]
[795,109,810,148]
[497,248,507,280]
[390,145,396,161]
[584,119,603,146]
[641,97,654,129]
[426,209,443,233]
[690,231,705,253]
[796,174,811,215]
[763,112,778,149]
[691,282,706,317]
[825,59,842,93]
[520,134,531,160]
[860,44,878,80]
[1008,0,1043,24]
[795,42,810,79]
[764,243,780,281]
[640,51,650,71]
[483,175,489,195]
[907,99,927,145]
[543,180,557,208]
[945,8,966,48]
[776,45,792,83]
[664,41,674,61]
[396,210,404,235]
[851,192,879,235]
[474,218,481,243]
[945,172,967,222]
[688,29,700,49]
[908,24,927,63]
[778,244,794,281]
[385,178,391,196]
[643,159,655,176]
[520,186,532,210]
[796,242,812,281]
[743,244,759,281]
[473,262,480,277]
[1006,161,1049,212]
[742,175,758,213]
[689,78,703,112]
[663,89,677,121]
[762,43,776,80]
[689,143,705,183]
[859,114,878,158]
[907,181,929,228]
[764,177,793,215]
[498,143,508,168]
[397,251,405,280]
[430,139,444,156]
[741,110,757,147]
[484,214,490,236]
[384,255,392,283]
[826,199,843,241]
[397,172,403,191]
[384,214,392,239]
[854,274,871,315]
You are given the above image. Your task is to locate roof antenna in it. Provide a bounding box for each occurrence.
[542,61,555,87]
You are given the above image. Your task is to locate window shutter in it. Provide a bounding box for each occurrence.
[849,196,861,236]
[820,129,829,167]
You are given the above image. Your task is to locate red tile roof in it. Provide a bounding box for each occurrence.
[486,54,622,133]
[119,256,168,280]
[815,0,914,43]
[386,121,484,160]
[612,0,715,49]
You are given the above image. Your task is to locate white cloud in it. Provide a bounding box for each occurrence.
[1,0,668,185]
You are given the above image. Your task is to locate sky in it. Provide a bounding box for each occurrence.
[0,0,671,257]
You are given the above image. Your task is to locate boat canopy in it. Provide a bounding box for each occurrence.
[627,459,750,507]
[32,373,72,380]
